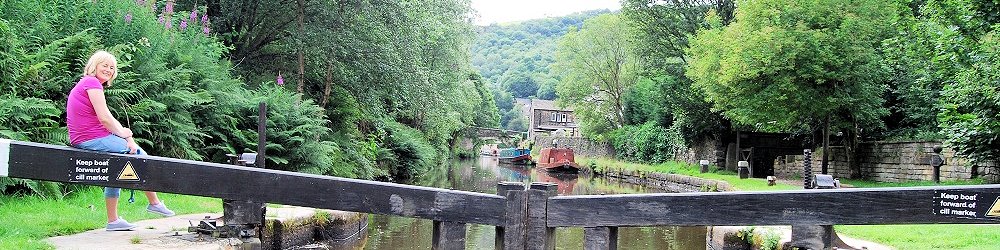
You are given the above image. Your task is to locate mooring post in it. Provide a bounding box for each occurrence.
[527,182,557,250]
[497,182,527,250]
[803,149,813,189]
[432,220,467,250]
[584,227,618,250]
[930,145,944,183]
[790,225,833,249]
[257,102,266,169]
[219,102,268,248]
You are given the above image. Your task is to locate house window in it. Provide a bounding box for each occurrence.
[561,114,567,123]
[551,112,557,122]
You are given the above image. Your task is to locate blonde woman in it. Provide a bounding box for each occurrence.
[66,50,175,231]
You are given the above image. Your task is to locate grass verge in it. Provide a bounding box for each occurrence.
[0,186,221,249]
[579,156,799,191]
[836,178,1000,249]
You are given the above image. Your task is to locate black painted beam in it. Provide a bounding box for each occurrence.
[547,185,1000,227]
[1,140,505,226]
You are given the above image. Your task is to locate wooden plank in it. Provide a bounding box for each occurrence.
[547,185,1000,227]
[584,227,618,250]
[433,220,467,250]
[527,182,557,250]
[502,190,528,250]
[4,140,505,225]
[496,182,526,250]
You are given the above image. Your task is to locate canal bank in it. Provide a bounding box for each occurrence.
[580,158,893,250]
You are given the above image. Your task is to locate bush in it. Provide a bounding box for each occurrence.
[378,120,437,180]
[611,122,685,163]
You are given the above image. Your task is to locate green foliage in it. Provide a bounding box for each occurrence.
[471,10,608,101]
[468,73,501,128]
[378,120,437,180]
[611,122,685,163]
[554,13,639,140]
[939,28,1000,164]
[0,0,385,186]
[621,0,733,142]
[686,0,895,134]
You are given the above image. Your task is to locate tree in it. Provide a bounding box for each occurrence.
[621,0,735,141]
[939,29,1000,165]
[553,14,639,139]
[686,0,894,133]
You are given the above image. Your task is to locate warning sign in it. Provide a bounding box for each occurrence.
[69,157,145,184]
[117,161,140,181]
[934,190,1000,221]
[987,198,1000,218]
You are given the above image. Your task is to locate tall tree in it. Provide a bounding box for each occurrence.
[553,13,639,139]
[686,0,897,174]
[621,0,736,142]
[686,0,895,132]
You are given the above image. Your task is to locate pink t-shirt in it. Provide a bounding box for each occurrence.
[67,76,112,145]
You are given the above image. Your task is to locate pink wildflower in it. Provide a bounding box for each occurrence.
[277,74,285,85]
[165,1,174,14]
[203,26,211,35]
[180,20,188,31]
[124,12,133,23]
[189,10,198,23]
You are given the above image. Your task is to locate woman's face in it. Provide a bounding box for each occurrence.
[94,61,116,83]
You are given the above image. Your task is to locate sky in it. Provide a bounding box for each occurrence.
[470,0,621,25]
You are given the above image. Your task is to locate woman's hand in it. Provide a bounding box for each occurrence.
[126,140,140,154]
[119,127,133,139]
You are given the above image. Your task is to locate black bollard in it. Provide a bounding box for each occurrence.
[930,145,945,183]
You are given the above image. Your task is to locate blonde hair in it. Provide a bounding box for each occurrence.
[82,50,118,86]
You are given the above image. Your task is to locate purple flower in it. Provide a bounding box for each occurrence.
[276,74,284,85]
[189,10,198,23]
[158,15,164,24]
[180,20,188,31]
[201,15,209,25]
[165,1,174,14]
[124,12,133,23]
[165,20,172,29]
[202,26,211,35]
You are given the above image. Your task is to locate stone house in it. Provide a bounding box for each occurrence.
[514,98,580,138]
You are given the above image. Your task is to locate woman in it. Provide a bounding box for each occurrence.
[66,50,175,231]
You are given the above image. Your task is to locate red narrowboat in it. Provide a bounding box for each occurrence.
[537,147,579,172]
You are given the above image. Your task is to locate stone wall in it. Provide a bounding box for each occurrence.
[532,135,614,157]
[773,141,1000,183]
[587,165,735,192]
[674,136,725,168]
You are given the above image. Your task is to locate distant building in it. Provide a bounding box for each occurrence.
[515,98,579,138]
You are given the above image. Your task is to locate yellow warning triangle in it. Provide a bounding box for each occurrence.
[988,197,1000,217]
[117,161,140,181]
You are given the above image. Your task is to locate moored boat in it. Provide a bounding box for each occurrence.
[537,147,579,172]
[498,148,533,165]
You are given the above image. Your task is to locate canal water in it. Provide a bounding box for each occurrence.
[359,156,706,250]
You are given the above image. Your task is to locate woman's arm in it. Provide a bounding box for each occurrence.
[87,89,133,139]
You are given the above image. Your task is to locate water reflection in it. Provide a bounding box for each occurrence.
[361,156,706,250]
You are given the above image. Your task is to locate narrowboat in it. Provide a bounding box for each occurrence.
[498,148,533,165]
[537,147,579,172]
